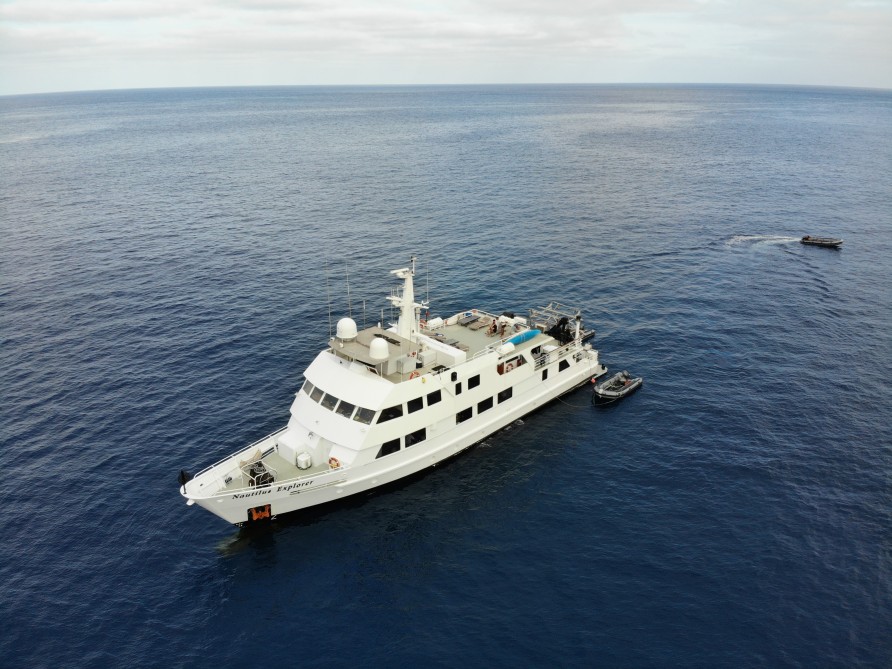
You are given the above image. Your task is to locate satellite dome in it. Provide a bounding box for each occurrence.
[369,337,389,360]
[336,317,358,341]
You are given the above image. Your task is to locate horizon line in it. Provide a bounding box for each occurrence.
[3,81,891,100]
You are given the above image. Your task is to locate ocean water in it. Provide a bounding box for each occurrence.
[1,84,890,668]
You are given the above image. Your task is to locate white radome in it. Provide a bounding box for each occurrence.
[336,317,358,340]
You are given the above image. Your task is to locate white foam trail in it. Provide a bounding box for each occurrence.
[726,235,800,247]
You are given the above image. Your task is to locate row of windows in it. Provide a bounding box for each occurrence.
[456,387,513,424]
[375,358,577,456]
[302,381,376,424]
[378,390,442,423]
[376,427,427,458]
[303,380,444,426]
[452,356,568,395]
[455,355,574,420]
[306,356,574,426]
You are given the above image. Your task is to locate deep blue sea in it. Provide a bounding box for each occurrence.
[1,84,891,668]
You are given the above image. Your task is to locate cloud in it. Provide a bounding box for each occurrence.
[1,0,890,93]
[0,0,194,23]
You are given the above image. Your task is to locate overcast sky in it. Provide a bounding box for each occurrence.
[1,0,890,95]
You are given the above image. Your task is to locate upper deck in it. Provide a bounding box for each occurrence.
[421,305,595,372]
[422,311,508,356]
[326,301,597,385]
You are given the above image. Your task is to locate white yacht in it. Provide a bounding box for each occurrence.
[179,258,607,525]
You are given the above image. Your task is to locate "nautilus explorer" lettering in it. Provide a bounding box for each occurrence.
[278,480,315,493]
[232,489,270,499]
[231,479,316,499]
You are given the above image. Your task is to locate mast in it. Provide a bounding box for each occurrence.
[387,256,422,341]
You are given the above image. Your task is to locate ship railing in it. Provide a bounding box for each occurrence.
[467,331,593,367]
[468,325,546,361]
[189,427,287,489]
[528,302,580,328]
[528,303,596,342]
[469,335,515,361]
[533,341,584,369]
[468,316,593,364]
[189,430,351,498]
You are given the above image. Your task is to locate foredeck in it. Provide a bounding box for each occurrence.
[189,430,337,499]
[222,450,331,492]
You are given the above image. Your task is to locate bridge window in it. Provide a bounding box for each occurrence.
[407,397,424,414]
[310,386,325,403]
[301,380,314,395]
[427,390,442,406]
[321,393,339,410]
[353,407,375,424]
[335,400,356,418]
[468,374,480,389]
[456,407,472,424]
[559,359,570,372]
[478,397,493,413]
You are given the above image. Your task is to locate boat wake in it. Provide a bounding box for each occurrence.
[726,235,800,247]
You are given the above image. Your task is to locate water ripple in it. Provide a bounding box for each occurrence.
[1,84,891,668]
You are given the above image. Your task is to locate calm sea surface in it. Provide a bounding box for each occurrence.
[1,85,891,668]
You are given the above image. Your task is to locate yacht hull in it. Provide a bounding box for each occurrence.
[184,356,604,525]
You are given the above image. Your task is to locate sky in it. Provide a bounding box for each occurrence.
[1,0,890,95]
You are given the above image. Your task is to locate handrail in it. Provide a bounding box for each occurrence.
[186,425,352,498]
[469,326,534,361]
[469,323,591,363]
[533,340,580,368]
[189,426,288,481]
[471,334,583,365]
[469,340,508,361]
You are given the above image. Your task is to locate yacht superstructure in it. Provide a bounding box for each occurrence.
[179,259,606,525]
